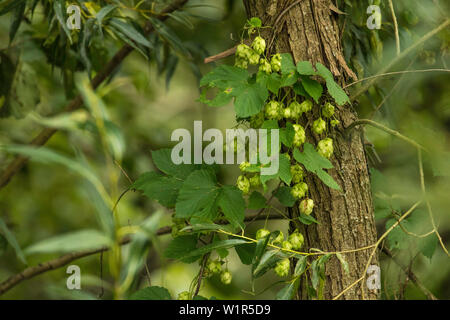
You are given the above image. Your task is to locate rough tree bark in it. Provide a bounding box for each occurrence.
[243,0,379,300]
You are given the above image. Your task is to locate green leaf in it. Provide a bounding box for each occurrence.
[53,0,72,43]
[315,63,349,106]
[248,191,267,210]
[296,61,316,75]
[280,53,296,74]
[280,71,299,87]
[164,235,200,263]
[218,186,245,228]
[25,230,112,255]
[267,73,282,94]
[260,154,291,186]
[300,76,322,103]
[310,259,320,290]
[276,278,300,300]
[234,82,268,118]
[274,186,296,207]
[151,148,196,179]
[9,0,26,43]
[0,217,26,264]
[293,82,309,98]
[294,256,307,276]
[120,212,163,292]
[199,89,233,107]
[200,65,248,89]
[293,144,341,191]
[109,18,153,49]
[298,213,319,225]
[418,234,438,261]
[280,122,295,148]
[133,172,182,208]
[129,286,171,300]
[385,218,409,250]
[235,243,256,265]
[253,250,284,278]
[178,239,248,260]
[336,253,349,274]
[149,17,189,57]
[181,223,234,234]
[0,0,26,16]
[278,155,292,184]
[96,4,117,26]
[0,144,112,207]
[175,169,220,220]
[325,80,350,106]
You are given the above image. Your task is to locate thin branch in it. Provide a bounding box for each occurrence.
[344,69,450,89]
[388,0,400,56]
[0,0,190,191]
[333,201,422,300]
[382,247,438,300]
[417,149,449,257]
[204,39,251,64]
[350,19,450,101]
[345,119,425,150]
[0,213,283,296]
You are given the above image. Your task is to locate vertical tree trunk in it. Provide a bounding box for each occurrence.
[243,0,379,300]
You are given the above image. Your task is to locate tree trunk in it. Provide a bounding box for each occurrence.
[243,0,379,300]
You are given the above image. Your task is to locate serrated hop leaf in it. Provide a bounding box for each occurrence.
[239,161,251,172]
[271,53,282,72]
[256,228,270,240]
[317,138,333,159]
[288,231,304,250]
[206,260,222,274]
[290,163,304,184]
[236,175,250,195]
[272,231,284,245]
[291,182,308,200]
[265,100,283,120]
[178,291,191,300]
[234,57,248,69]
[250,111,265,128]
[248,51,261,65]
[313,117,326,135]
[259,58,272,74]
[236,43,251,59]
[249,174,261,187]
[275,258,290,277]
[322,102,335,118]
[293,124,306,147]
[330,119,340,128]
[299,198,314,215]
[299,100,313,113]
[220,271,232,285]
[252,36,266,55]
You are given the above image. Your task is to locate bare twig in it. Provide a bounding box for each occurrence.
[333,201,422,300]
[0,213,283,295]
[382,247,438,300]
[345,119,425,150]
[388,0,400,56]
[350,19,450,101]
[344,69,450,89]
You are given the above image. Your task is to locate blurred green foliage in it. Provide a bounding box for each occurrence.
[0,0,449,300]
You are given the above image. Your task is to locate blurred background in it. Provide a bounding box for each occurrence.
[0,0,448,299]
